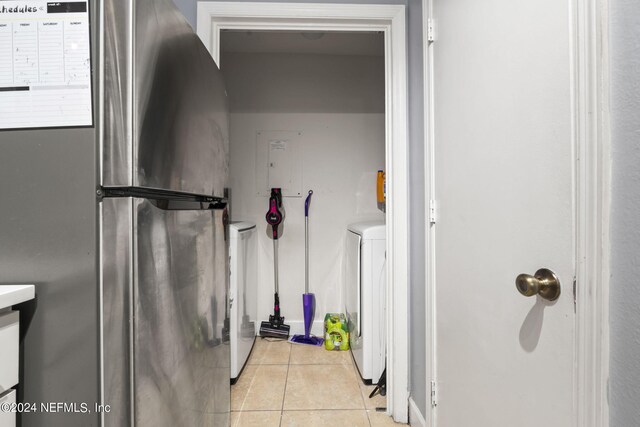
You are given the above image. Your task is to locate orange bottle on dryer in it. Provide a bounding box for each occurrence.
[376,170,386,212]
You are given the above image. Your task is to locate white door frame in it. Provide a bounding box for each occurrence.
[196,2,410,422]
[422,0,611,426]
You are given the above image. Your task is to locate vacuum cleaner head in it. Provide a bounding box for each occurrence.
[260,291,290,339]
[259,319,290,339]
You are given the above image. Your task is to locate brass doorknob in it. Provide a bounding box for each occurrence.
[515,268,561,301]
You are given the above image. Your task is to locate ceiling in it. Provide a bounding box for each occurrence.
[220,30,385,57]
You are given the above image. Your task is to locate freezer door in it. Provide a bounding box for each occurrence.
[103,0,228,196]
[102,197,230,426]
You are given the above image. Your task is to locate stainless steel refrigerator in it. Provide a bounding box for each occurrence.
[0,0,230,425]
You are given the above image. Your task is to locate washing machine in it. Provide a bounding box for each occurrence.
[229,221,258,383]
[345,221,386,384]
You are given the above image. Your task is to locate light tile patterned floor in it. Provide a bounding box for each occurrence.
[231,339,407,427]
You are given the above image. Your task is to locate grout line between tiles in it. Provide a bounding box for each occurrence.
[354,357,373,427]
[365,409,374,427]
[236,368,258,413]
[278,341,292,427]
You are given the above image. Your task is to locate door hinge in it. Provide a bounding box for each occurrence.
[429,199,437,224]
[427,19,435,43]
[430,380,438,407]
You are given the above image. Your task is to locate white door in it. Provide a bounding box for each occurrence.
[432,0,575,425]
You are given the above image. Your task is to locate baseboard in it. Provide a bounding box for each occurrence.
[409,397,427,427]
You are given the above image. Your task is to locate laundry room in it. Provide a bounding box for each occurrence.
[220,30,392,422]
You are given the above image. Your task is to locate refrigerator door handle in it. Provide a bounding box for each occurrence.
[99,186,228,210]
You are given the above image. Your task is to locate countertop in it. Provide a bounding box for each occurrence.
[0,285,35,310]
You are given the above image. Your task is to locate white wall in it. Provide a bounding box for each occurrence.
[223,51,385,335]
[609,0,640,425]
[221,52,385,114]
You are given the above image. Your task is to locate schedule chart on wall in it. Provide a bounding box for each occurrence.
[0,1,92,129]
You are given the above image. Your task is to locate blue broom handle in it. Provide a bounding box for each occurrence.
[305,190,312,293]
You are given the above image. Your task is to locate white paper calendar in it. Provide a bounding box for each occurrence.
[0,1,92,129]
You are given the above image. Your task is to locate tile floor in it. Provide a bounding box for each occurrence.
[231,339,407,427]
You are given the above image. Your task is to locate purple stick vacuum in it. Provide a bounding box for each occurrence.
[290,190,324,346]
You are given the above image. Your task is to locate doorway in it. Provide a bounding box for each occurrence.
[196,3,409,423]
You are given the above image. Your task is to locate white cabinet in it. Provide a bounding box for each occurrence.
[0,390,16,427]
[0,284,35,427]
[0,311,19,392]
